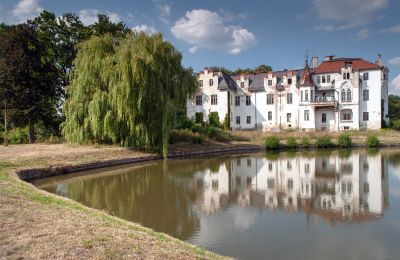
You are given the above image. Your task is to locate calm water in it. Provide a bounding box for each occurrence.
[34,149,400,260]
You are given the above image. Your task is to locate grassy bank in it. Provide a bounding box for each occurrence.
[0,144,227,259]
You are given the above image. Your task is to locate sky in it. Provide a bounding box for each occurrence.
[0,0,400,94]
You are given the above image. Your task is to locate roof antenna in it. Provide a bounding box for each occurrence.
[305,49,309,66]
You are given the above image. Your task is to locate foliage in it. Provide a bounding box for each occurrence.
[389,94,400,125]
[175,116,195,130]
[208,66,233,75]
[286,137,297,149]
[195,112,204,124]
[8,127,29,144]
[392,119,400,130]
[233,64,272,75]
[338,133,352,148]
[366,134,379,147]
[191,134,205,144]
[208,112,221,128]
[301,136,310,148]
[0,24,59,143]
[264,136,280,150]
[315,136,333,148]
[223,113,230,130]
[62,33,197,157]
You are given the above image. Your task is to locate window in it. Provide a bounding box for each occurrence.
[305,90,309,101]
[287,113,292,122]
[317,76,321,83]
[342,111,353,121]
[268,79,272,86]
[247,159,251,167]
[363,112,369,121]
[301,91,304,101]
[384,73,388,80]
[327,75,331,82]
[246,96,251,106]
[267,94,274,104]
[322,113,327,123]
[268,178,275,189]
[268,111,272,121]
[288,179,293,190]
[287,78,292,85]
[343,73,350,80]
[322,75,326,83]
[240,82,245,88]
[236,116,241,125]
[311,90,314,101]
[363,90,369,101]
[246,116,251,124]
[341,89,352,102]
[235,96,240,106]
[304,110,310,121]
[211,94,218,105]
[199,80,203,87]
[196,95,202,105]
[287,93,293,104]
[268,162,273,171]
[363,72,369,80]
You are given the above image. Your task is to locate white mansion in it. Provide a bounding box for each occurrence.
[187,55,389,131]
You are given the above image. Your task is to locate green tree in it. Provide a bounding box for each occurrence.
[254,64,272,73]
[0,24,59,143]
[208,66,234,75]
[62,33,197,157]
[389,94,400,125]
[89,14,130,38]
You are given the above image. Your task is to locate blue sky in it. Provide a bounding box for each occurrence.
[0,0,400,94]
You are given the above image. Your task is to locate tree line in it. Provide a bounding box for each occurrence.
[208,64,272,75]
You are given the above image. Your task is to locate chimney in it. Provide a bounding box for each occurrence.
[375,54,382,66]
[311,57,318,69]
[324,55,335,61]
[204,67,208,74]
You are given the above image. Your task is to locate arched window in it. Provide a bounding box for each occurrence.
[340,82,352,102]
[341,109,353,121]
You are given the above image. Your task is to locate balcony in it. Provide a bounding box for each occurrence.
[311,96,337,107]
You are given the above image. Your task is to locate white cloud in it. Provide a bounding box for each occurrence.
[189,46,198,53]
[11,0,43,23]
[391,74,400,93]
[78,9,121,26]
[132,24,156,35]
[156,2,171,24]
[380,24,400,33]
[355,28,369,40]
[171,9,256,54]
[389,57,400,65]
[313,0,388,30]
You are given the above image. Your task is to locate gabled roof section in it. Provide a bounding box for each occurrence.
[218,72,238,91]
[313,58,382,74]
[301,62,314,87]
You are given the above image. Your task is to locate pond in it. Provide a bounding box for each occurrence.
[33,149,400,260]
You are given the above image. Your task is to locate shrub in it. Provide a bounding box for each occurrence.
[301,136,310,148]
[392,119,400,131]
[338,133,352,148]
[366,134,379,147]
[286,137,297,149]
[195,112,204,124]
[191,134,205,144]
[169,129,194,144]
[315,136,333,148]
[265,136,280,150]
[9,127,29,144]
[208,112,221,128]
[175,116,195,130]
[223,113,230,130]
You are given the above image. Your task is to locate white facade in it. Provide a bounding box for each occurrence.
[187,56,389,131]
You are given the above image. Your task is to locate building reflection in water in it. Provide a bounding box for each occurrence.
[188,151,388,224]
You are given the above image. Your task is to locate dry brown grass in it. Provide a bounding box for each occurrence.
[0,144,227,260]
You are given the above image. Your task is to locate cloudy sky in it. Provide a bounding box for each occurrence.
[0,0,400,94]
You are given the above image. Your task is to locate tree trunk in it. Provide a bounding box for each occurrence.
[28,115,35,144]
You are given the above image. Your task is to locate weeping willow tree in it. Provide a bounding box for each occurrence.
[62,33,197,157]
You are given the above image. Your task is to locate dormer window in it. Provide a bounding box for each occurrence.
[199,80,203,87]
[288,78,292,85]
[240,82,245,88]
[343,73,350,80]
[363,73,369,80]
[209,79,213,86]
[322,76,326,83]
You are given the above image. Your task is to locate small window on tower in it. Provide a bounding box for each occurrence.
[209,79,213,86]
[240,82,245,88]
[288,78,292,85]
[199,80,203,87]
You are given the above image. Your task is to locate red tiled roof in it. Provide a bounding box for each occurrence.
[313,58,381,74]
[301,63,314,86]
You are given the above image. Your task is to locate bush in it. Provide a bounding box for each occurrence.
[191,134,205,144]
[195,112,204,124]
[338,133,352,148]
[301,136,310,148]
[9,127,29,144]
[223,113,230,130]
[265,136,280,150]
[208,112,221,128]
[392,119,400,131]
[175,116,195,130]
[315,136,333,148]
[286,137,297,149]
[169,129,194,143]
[366,134,379,147]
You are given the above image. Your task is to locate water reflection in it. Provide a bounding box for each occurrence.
[190,151,388,225]
[35,150,400,259]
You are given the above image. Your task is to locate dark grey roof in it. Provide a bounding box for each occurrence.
[218,72,238,91]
